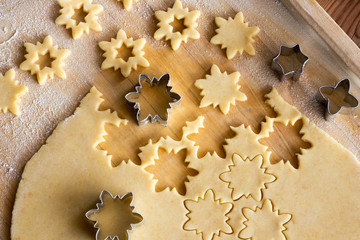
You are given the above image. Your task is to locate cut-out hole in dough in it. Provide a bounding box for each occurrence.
[116,45,134,62]
[188,111,235,158]
[170,17,186,34]
[35,52,55,70]
[259,119,312,168]
[72,6,88,25]
[145,148,198,195]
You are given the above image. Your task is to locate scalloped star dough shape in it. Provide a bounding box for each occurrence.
[117,0,138,11]
[195,64,247,114]
[211,12,260,59]
[20,36,70,85]
[154,0,200,50]
[0,69,28,115]
[239,199,291,240]
[99,29,150,77]
[220,154,276,201]
[55,0,104,39]
[184,189,233,240]
[11,88,360,239]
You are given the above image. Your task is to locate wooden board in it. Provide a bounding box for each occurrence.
[1,0,360,238]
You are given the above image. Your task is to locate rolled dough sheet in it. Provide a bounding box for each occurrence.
[11,87,360,239]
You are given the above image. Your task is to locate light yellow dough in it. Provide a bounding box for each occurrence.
[154,0,201,50]
[195,64,247,115]
[117,0,138,11]
[0,69,28,115]
[211,12,260,59]
[11,87,360,239]
[99,29,150,77]
[20,36,70,85]
[55,0,104,39]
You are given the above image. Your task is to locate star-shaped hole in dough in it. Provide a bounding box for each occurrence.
[183,189,233,240]
[239,199,292,240]
[154,0,201,50]
[20,35,70,85]
[211,12,260,59]
[220,154,276,201]
[86,190,143,240]
[55,0,104,39]
[195,64,247,114]
[0,69,28,115]
[117,0,138,11]
[99,29,150,77]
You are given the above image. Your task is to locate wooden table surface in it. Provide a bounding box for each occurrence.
[318,0,360,47]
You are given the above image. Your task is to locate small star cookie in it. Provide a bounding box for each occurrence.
[117,0,138,11]
[154,0,200,50]
[99,29,150,77]
[195,64,247,114]
[20,36,70,85]
[55,0,104,39]
[211,12,260,59]
[0,69,28,115]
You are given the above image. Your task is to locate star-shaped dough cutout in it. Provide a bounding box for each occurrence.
[220,154,276,201]
[55,0,104,39]
[195,64,247,114]
[0,69,28,115]
[20,35,70,85]
[154,0,200,50]
[239,199,292,240]
[211,12,260,59]
[117,0,138,11]
[184,189,233,240]
[99,29,150,77]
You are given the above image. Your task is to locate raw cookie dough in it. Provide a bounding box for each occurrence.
[0,69,28,115]
[194,64,247,114]
[117,0,138,11]
[99,29,150,77]
[20,35,70,85]
[154,0,200,50]
[211,12,260,59]
[55,0,103,39]
[11,87,360,239]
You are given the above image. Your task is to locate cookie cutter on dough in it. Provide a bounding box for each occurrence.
[317,78,358,120]
[125,73,181,126]
[272,44,309,81]
[85,190,143,240]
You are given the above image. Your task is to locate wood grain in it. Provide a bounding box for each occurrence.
[1,0,360,239]
[317,0,360,47]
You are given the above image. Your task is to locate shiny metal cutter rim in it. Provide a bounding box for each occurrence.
[125,73,181,127]
[318,78,359,120]
[85,190,143,240]
[272,44,309,81]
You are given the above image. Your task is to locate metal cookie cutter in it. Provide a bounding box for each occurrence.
[318,78,359,120]
[86,190,143,240]
[125,73,181,126]
[272,44,309,81]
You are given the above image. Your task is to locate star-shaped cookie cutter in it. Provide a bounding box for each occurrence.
[85,190,143,240]
[318,78,358,120]
[272,44,309,81]
[125,73,181,126]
